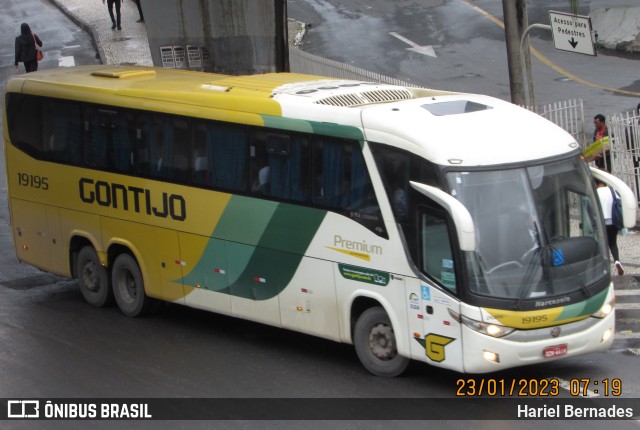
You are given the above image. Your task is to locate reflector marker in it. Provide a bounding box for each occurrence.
[214,268,226,275]
[253,276,267,283]
[175,260,187,266]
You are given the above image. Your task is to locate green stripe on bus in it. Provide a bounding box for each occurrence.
[183,198,326,300]
[556,288,608,321]
[261,115,364,140]
[214,195,278,244]
[226,203,326,300]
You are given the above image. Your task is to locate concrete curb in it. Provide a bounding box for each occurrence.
[45,0,106,64]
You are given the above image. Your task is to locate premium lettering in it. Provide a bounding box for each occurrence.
[79,177,186,221]
[333,235,383,255]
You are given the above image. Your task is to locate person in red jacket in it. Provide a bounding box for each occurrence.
[14,23,42,73]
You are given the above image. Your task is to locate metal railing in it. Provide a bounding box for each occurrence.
[608,111,640,204]
[289,47,418,87]
[526,99,586,148]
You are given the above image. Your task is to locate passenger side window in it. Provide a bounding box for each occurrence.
[42,99,84,165]
[250,132,308,202]
[6,93,44,159]
[87,107,134,172]
[191,120,248,192]
[311,137,385,237]
[137,114,189,182]
[312,138,373,211]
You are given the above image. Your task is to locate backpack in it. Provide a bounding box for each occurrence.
[609,187,623,230]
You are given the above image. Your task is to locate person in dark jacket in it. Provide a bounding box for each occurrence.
[103,0,123,30]
[133,0,144,22]
[14,23,42,73]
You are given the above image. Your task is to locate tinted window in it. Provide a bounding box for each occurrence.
[87,106,134,172]
[250,132,309,202]
[312,138,385,236]
[7,94,387,237]
[191,120,247,192]
[137,114,189,182]
[6,93,44,159]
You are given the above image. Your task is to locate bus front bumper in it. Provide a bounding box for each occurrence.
[460,311,615,374]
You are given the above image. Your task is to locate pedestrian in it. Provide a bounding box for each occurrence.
[103,0,123,30]
[133,0,144,22]
[593,113,610,171]
[596,179,624,276]
[14,23,43,73]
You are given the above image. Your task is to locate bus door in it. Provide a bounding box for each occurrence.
[404,206,463,370]
[405,277,463,371]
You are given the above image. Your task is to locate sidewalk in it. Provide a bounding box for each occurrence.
[50,0,152,66]
[48,0,305,67]
[48,0,640,277]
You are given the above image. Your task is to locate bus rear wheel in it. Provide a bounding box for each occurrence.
[112,253,151,317]
[354,306,409,377]
[77,246,113,307]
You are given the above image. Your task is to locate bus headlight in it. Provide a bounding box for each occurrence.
[460,314,514,338]
[592,296,615,319]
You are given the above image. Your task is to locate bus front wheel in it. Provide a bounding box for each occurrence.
[112,253,150,317]
[353,306,409,377]
[77,246,113,307]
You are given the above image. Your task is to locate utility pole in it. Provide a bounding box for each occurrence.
[502,0,532,106]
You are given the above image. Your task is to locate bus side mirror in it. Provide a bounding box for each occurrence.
[410,181,476,252]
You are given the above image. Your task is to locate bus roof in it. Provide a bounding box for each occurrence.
[6,65,447,113]
[6,65,577,166]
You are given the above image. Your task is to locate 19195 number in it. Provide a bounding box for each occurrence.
[17,172,49,190]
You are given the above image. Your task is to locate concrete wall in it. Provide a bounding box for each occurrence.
[590,7,640,52]
[142,0,288,74]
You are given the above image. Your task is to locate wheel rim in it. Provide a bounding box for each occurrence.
[81,261,100,292]
[118,269,137,304]
[368,323,397,361]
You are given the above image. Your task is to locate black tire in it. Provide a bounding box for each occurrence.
[353,306,409,377]
[111,253,152,317]
[77,246,113,307]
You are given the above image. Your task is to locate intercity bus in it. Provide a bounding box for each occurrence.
[4,65,636,375]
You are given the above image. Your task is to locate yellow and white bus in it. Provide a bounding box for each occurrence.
[4,65,636,375]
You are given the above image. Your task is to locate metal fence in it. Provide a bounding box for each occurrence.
[289,47,418,87]
[608,111,640,203]
[526,99,587,148]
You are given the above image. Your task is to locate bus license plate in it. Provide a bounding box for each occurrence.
[543,344,568,358]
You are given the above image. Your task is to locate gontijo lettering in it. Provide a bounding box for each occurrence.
[79,178,186,221]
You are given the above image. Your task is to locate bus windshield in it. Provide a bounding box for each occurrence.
[446,157,609,301]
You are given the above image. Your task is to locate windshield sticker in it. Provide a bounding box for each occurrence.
[434,296,453,306]
[442,259,453,269]
[441,272,456,289]
[338,264,389,286]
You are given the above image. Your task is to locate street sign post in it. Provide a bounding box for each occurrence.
[549,11,596,56]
